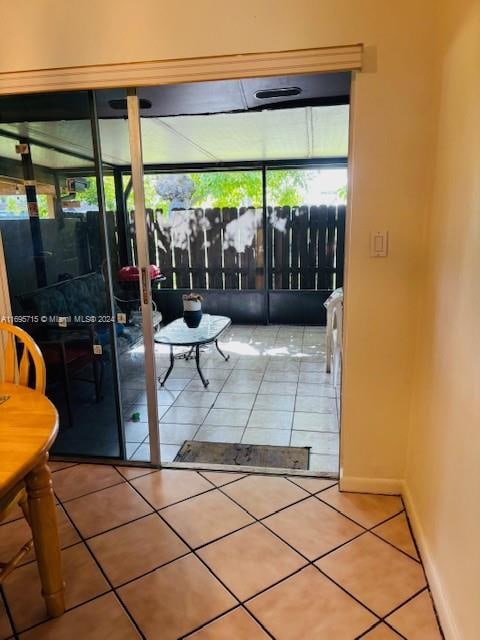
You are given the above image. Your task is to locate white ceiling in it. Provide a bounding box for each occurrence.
[0,105,349,169]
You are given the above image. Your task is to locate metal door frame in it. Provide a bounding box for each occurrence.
[126,89,161,465]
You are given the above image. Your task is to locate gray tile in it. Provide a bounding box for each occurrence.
[227,370,264,383]
[214,393,256,410]
[293,412,338,431]
[258,381,297,395]
[309,453,339,474]
[128,443,151,461]
[222,379,261,394]
[291,430,339,454]
[247,410,293,430]
[299,362,327,373]
[159,423,200,445]
[157,367,195,380]
[298,364,332,384]
[161,378,191,391]
[185,378,226,392]
[122,388,146,405]
[173,391,218,408]
[253,395,296,411]
[266,361,300,373]
[263,370,299,382]
[241,428,290,446]
[234,359,268,371]
[204,408,250,427]
[160,406,210,424]
[296,383,335,397]
[194,368,231,381]
[123,404,148,422]
[157,389,181,405]
[295,396,336,414]
[199,356,236,370]
[160,444,181,462]
[194,425,244,443]
[124,422,149,443]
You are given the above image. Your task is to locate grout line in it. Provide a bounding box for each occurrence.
[47,503,147,639]
[56,478,126,505]
[123,472,277,640]
[0,584,18,640]
[37,453,439,637]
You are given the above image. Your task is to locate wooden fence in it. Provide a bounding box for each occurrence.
[103,204,345,291]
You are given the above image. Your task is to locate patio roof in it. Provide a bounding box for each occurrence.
[0,105,349,170]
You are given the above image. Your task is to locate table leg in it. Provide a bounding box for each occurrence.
[215,339,230,362]
[159,346,175,387]
[195,344,209,387]
[25,454,65,617]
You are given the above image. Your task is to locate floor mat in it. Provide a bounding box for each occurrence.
[174,441,310,470]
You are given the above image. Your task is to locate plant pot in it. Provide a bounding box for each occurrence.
[183,299,203,328]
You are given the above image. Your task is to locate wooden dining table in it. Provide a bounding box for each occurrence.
[0,382,65,617]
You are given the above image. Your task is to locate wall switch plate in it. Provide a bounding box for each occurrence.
[93,344,103,355]
[370,231,388,257]
[117,312,127,324]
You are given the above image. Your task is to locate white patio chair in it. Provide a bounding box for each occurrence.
[324,288,343,384]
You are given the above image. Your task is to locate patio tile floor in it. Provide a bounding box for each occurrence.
[123,325,340,475]
[0,464,443,639]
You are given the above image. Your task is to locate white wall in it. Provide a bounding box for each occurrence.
[405,0,480,637]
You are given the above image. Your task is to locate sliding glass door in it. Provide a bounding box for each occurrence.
[0,89,161,464]
[0,91,123,457]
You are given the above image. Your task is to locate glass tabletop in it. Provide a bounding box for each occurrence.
[154,314,231,346]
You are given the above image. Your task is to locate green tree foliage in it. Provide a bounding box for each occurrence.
[64,169,346,213]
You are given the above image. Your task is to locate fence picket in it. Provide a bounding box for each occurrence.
[326,205,337,290]
[336,205,346,288]
[222,207,239,290]
[190,208,207,288]
[205,208,223,289]
[120,204,344,293]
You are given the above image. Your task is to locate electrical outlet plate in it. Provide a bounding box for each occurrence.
[370,231,388,257]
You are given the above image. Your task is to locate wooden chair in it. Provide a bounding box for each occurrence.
[0,321,46,583]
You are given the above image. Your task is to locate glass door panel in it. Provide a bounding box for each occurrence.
[96,88,160,464]
[0,90,124,458]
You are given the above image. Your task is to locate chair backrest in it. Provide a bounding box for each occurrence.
[0,322,46,392]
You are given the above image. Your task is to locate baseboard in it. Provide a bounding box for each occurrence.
[339,475,403,494]
[402,481,460,640]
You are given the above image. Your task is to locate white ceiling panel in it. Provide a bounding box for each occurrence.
[311,105,349,157]
[0,105,349,169]
[145,105,348,163]
[160,109,309,161]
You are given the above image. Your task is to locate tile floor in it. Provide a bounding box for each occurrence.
[122,324,340,475]
[0,462,444,639]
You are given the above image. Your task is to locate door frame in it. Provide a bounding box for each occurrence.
[0,45,362,95]
[126,89,161,465]
[0,44,363,473]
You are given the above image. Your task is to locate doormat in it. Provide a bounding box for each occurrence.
[174,441,310,470]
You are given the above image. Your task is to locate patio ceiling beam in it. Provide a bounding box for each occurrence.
[112,157,348,174]
[0,127,115,168]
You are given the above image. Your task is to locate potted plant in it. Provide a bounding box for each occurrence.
[182,293,203,328]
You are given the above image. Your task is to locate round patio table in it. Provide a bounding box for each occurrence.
[154,314,231,388]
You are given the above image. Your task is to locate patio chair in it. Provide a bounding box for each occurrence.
[0,322,46,583]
